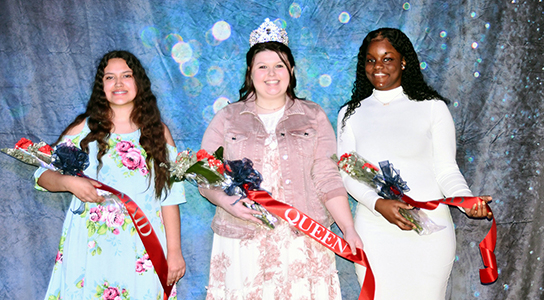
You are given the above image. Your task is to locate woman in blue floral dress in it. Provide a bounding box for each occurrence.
[35,51,186,300]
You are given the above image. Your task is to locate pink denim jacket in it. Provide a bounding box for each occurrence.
[200,96,347,239]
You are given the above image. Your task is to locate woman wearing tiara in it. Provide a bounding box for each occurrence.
[337,28,492,299]
[199,19,363,299]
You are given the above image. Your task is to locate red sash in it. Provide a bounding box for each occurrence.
[245,187,375,300]
[83,175,173,298]
[391,188,498,284]
[245,186,498,300]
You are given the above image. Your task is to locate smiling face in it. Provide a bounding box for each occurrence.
[103,58,137,109]
[250,50,292,102]
[365,38,405,91]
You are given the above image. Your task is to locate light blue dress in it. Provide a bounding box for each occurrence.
[35,123,185,300]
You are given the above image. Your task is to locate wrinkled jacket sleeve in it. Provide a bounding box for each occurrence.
[312,106,348,204]
[201,107,227,154]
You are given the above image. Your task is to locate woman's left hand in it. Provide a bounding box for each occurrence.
[464,195,493,219]
[343,226,364,255]
[166,250,186,287]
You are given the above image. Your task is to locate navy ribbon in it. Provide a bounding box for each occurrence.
[372,160,410,200]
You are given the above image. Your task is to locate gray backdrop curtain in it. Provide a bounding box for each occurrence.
[0,0,542,299]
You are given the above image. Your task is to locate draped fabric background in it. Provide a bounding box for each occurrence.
[0,0,542,299]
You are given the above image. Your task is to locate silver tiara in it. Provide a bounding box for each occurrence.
[249,18,289,47]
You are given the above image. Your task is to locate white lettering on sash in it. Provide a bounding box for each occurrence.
[320,229,334,247]
[333,236,348,253]
[132,215,152,236]
[298,215,315,231]
[284,209,300,226]
[285,207,347,253]
[310,222,325,239]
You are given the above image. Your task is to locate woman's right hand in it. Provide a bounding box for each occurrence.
[221,197,263,225]
[64,176,105,203]
[199,187,263,224]
[375,198,415,230]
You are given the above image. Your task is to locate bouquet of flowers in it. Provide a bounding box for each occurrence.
[1,137,55,168]
[163,147,277,229]
[333,152,445,235]
[2,137,125,214]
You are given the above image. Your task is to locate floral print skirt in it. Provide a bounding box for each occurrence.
[205,220,341,300]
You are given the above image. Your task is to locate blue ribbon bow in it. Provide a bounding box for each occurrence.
[372,160,410,200]
[223,158,264,204]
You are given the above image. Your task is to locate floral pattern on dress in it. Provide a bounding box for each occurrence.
[53,231,66,271]
[46,292,61,300]
[95,281,130,300]
[136,250,154,274]
[39,124,186,300]
[109,137,149,177]
[206,129,341,300]
[81,202,131,255]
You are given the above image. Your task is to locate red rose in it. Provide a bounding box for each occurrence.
[362,163,379,172]
[196,149,212,161]
[38,144,54,155]
[208,158,225,175]
[15,138,33,150]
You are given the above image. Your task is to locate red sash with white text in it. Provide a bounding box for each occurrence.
[245,187,375,300]
[245,186,498,300]
[84,176,173,298]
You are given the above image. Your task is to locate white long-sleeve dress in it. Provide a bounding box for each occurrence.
[337,86,472,300]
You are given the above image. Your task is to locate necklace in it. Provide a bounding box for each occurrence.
[255,100,285,111]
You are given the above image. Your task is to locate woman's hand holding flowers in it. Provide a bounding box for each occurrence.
[66,176,105,203]
[224,197,264,225]
[375,198,416,231]
[38,170,105,203]
[464,195,493,219]
[199,188,263,225]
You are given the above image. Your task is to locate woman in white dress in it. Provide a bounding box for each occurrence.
[200,19,363,300]
[337,28,492,300]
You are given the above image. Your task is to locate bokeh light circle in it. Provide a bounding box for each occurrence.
[274,18,287,29]
[403,2,411,10]
[180,58,199,77]
[420,62,427,70]
[289,3,302,18]
[300,27,314,46]
[474,71,480,78]
[207,66,225,86]
[202,105,215,124]
[338,12,351,23]
[171,42,193,64]
[183,77,203,97]
[205,29,222,46]
[213,97,230,113]
[471,12,477,18]
[212,21,231,41]
[319,74,332,87]
[472,42,479,49]
[162,34,183,56]
[441,44,447,50]
[298,89,312,99]
[440,31,447,38]
[140,26,160,48]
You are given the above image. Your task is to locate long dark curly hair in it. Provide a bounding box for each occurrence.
[55,50,171,199]
[341,28,448,129]
[239,41,302,102]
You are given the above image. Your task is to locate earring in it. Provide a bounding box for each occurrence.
[402,65,405,70]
